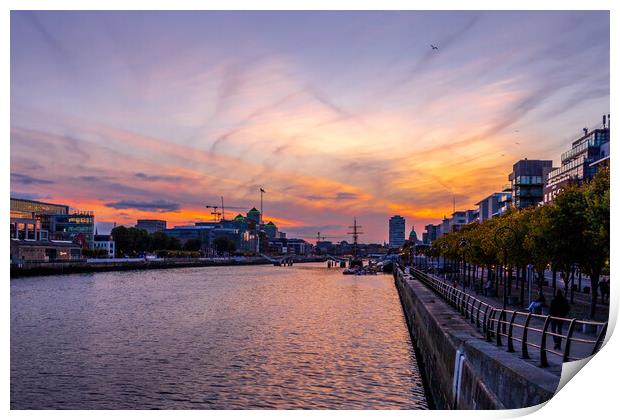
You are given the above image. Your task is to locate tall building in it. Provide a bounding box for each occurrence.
[544,125,610,203]
[408,227,418,243]
[508,159,553,209]
[388,215,406,248]
[136,219,167,234]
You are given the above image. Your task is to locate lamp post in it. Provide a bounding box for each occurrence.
[494,226,517,310]
[458,238,469,290]
[440,243,449,280]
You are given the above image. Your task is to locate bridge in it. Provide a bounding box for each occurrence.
[259,253,295,266]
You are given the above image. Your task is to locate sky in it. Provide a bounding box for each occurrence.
[10,11,610,242]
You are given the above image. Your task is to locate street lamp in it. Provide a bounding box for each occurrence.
[440,243,448,280]
[494,226,517,310]
[458,238,469,290]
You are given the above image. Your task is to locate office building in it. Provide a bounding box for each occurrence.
[508,159,553,209]
[10,197,68,218]
[136,219,167,234]
[42,211,95,248]
[388,215,406,248]
[10,198,94,248]
[246,207,261,225]
[263,221,278,239]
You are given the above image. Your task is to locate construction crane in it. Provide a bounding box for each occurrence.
[316,232,344,243]
[205,205,222,222]
[206,197,249,222]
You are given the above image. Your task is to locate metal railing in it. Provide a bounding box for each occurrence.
[402,267,607,368]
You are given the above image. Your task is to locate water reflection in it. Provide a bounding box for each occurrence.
[11,263,427,409]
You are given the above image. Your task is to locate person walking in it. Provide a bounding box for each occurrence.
[527,292,546,314]
[599,277,610,305]
[549,290,570,350]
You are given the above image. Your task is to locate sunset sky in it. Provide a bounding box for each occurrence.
[10,11,610,242]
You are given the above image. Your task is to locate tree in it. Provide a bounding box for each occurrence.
[213,236,236,255]
[111,226,131,257]
[579,168,610,319]
[183,238,202,252]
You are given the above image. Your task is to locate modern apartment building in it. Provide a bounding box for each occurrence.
[544,126,610,203]
[476,192,512,222]
[508,159,554,209]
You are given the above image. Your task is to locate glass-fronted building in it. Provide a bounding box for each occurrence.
[43,211,95,248]
[544,128,610,203]
[10,197,68,219]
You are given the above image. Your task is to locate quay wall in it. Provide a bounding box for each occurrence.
[10,256,326,278]
[394,267,559,409]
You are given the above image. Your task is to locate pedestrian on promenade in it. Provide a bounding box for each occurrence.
[483,277,492,296]
[527,292,546,314]
[549,290,570,350]
[599,277,610,304]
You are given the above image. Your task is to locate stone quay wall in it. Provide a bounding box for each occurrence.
[394,267,559,409]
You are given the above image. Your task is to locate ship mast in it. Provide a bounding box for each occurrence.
[347,217,363,258]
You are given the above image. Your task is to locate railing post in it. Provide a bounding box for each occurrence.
[540,316,551,368]
[562,319,577,362]
[475,300,482,327]
[486,309,495,341]
[521,313,531,359]
[496,310,504,346]
[592,322,608,356]
[507,311,517,352]
[482,305,490,334]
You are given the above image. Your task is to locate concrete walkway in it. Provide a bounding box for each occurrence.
[408,268,607,376]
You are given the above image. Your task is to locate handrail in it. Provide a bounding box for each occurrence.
[400,266,607,370]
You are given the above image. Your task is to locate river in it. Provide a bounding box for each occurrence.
[11,263,428,409]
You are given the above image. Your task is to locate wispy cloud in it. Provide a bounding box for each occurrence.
[11,172,54,185]
[105,199,180,212]
[10,11,609,241]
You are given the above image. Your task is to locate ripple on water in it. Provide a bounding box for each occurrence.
[11,264,428,409]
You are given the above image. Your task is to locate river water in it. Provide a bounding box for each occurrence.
[11,263,428,409]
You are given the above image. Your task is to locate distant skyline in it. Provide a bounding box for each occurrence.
[10,11,610,242]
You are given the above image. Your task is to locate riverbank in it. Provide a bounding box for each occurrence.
[394,266,558,409]
[10,256,327,278]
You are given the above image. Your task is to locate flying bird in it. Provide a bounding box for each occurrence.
[430,44,439,50]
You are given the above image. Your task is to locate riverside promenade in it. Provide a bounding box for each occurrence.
[394,266,560,409]
[405,266,607,377]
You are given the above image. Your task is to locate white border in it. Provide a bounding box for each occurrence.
[3,2,617,420]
